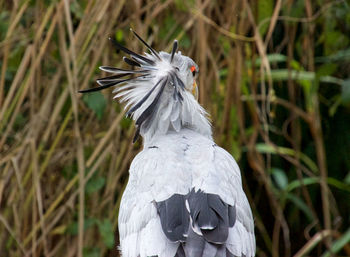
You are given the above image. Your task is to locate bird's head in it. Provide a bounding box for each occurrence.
[79,29,211,143]
[153,50,199,100]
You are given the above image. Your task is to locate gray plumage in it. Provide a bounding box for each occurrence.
[80,31,255,257]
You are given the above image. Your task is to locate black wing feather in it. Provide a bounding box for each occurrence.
[187,189,230,244]
[157,189,238,257]
[156,194,189,242]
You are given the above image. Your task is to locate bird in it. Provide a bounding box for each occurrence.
[79,29,256,257]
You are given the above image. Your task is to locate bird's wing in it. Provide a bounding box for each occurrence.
[213,145,256,257]
[118,138,192,257]
[119,131,255,257]
[183,132,256,257]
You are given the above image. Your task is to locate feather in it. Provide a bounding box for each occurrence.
[170,40,178,63]
[174,73,185,89]
[172,116,181,132]
[96,73,132,86]
[130,28,161,60]
[109,37,155,65]
[131,56,153,66]
[133,126,140,143]
[226,249,235,257]
[175,245,186,257]
[183,226,205,257]
[182,96,193,125]
[118,128,255,257]
[171,102,180,122]
[79,77,135,93]
[99,66,150,74]
[228,205,236,227]
[187,189,230,244]
[135,77,167,127]
[123,56,141,67]
[156,194,189,242]
[161,97,173,121]
[170,73,184,102]
[126,79,162,117]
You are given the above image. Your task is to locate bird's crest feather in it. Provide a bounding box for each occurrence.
[79,30,211,142]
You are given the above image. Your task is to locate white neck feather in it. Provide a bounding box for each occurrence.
[115,77,212,145]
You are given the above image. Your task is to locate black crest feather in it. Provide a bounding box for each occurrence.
[109,37,155,65]
[170,40,178,63]
[130,28,161,61]
[79,31,187,143]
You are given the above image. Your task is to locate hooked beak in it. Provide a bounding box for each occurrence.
[192,81,198,101]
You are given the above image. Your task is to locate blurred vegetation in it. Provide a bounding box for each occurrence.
[1,0,350,256]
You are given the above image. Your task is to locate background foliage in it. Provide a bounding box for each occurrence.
[1,0,350,256]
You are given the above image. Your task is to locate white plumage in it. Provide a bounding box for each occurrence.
[80,30,255,257]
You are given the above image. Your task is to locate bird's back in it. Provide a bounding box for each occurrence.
[118,128,255,257]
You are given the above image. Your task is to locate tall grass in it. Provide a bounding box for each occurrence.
[1,0,350,256]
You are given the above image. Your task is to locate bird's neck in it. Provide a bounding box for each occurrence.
[140,93,212,144]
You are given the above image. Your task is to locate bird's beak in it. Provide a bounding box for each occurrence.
[192,81,198,101]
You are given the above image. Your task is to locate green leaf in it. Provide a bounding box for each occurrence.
[120,117,132,129]
[266,69,342,85]
[115,29,124,42]
[97,219,114,249]
[86,176,106,194]
[323,30,349,55]
[270,168,288,190]
[174,0,193,11]
[328,95,342,117]
[345,172,350,185]
[83,92,106,120]
[315,48,350,63]
[14,113,27,130]
[286,193,314,221]
[83,247,101,257]
[159,15,176,39]
[61,163,78,179]
[316,63,338,77]
[255,143,318,173]
[66,218,96,235]
[322,228,350,257]
[218,35,230,56]
[0,11,10,41]
[70,1,83,19]
[246,53,287,68]
[286,177,350,194]
[258,0,274,36]
[288,0,304,17]
[341,79,350,104]
[326,177,350,193]
[181,33,191,49]
[286,177,319,192]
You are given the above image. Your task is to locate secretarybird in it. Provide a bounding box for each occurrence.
[80,30,256,257]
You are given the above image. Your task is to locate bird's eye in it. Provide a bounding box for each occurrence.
[190,65,197,77]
